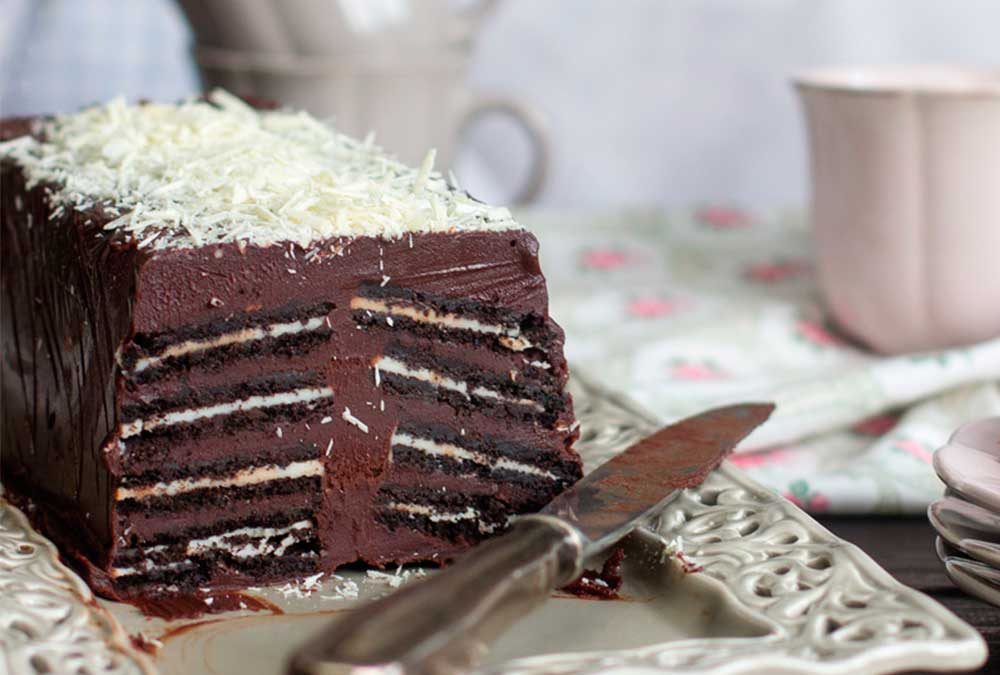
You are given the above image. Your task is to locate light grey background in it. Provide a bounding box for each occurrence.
[2,0,998,207]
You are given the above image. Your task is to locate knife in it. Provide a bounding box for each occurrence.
[290,402,774,675]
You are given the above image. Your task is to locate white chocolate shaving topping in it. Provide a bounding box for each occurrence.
[0,90,516,249]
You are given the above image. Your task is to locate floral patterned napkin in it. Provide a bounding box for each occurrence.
[523,206,1000,515]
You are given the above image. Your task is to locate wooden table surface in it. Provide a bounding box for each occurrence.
[818,516,997,675]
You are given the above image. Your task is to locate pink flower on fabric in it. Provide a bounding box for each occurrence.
[667,359,728,381]
[580,248,634,270]
[783,492,804,508]
[670,364,721,380]
[852,414,899,437]
[626,296,684,318]
[784,479,830,512]
[795,320,845,348]
[894,438,933,464]
[782,492,830,512]
[746,260,810,283]
[695,206,750,229]
[728,447,792,468]
[808,493,831,512]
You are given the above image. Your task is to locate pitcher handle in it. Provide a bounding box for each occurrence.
[459,95,550,205]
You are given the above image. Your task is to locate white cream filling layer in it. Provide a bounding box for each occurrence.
[386,502,496,534]
[115,459,323,500]
[112,558,193,579]
[111,520,314,578]
[131,315,328,373]
[374,356,544,412]
[187,520,313,559]
[119,386,334,438]
[350,296,533,351]
[391,432,557,480]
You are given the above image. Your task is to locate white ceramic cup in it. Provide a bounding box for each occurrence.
[794,66,1000,354]
[180,0,547,203]
[179,0,499,54]
[194,45,549,204]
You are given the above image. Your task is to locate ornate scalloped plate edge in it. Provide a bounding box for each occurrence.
[0,374,988,675]
[490,375,986,675]
[0,498,155,675]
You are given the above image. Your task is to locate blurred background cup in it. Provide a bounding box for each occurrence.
[179,0,549,204]
[794,66,1000,355]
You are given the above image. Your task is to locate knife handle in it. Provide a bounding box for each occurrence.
[289,515,584,675]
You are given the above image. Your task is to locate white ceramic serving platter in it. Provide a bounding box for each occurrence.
[0,375,987,675]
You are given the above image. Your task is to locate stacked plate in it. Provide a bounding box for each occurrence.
[930,417,1000,606]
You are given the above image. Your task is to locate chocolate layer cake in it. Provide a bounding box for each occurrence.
[0,91,581,599]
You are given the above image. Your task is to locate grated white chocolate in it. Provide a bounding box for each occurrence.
[0,90,517,249]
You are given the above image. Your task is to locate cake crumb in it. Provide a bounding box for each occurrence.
[676,551,704,574]
[130,632,163,655]
[562,547,626,600]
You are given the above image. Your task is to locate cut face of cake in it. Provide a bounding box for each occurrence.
[0,91,581,599]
